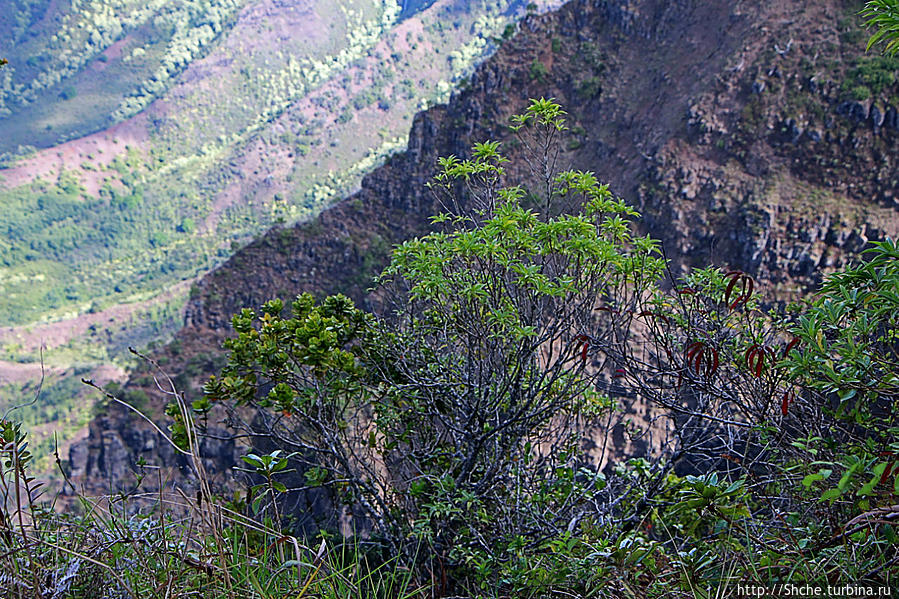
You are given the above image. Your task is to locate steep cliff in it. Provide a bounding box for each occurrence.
[70,0,899,497]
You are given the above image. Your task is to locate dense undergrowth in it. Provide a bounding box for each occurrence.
[2,98,898,597]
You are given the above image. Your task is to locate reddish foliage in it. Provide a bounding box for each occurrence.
[881,460,895,486]
[783,336,800,357]
[745,344,775,378]
[724,271,754,310]
[780,390,795,415]
[685,341,719,378]
[574,334,590,365]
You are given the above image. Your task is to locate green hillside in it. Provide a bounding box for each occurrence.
[1,0,553,327]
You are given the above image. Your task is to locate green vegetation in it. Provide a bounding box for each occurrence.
[0,289,186,474]
[576,75,602,99]
[0,370,94,471]
[0,0,562,500]
[0,167,208,324]
[785,239,899,507]
[4,101,884,597]
[840,54,899,99]
[528,58,549,81]
[0,421,426,598]
[0,0,548,330]
[195,101,897,595]
[2,1,896,592]
[58,85,76,101]
[862,0,899,55]
[0,0,248,148]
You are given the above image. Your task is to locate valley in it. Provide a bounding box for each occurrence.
[0,0,561,469]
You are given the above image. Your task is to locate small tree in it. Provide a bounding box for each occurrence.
[205,99,667,582]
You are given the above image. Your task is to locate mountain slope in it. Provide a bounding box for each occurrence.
[0,0,563,469]
[72,0,899,494]
[1,1,559,328]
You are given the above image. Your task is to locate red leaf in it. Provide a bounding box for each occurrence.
[684,342,718,378]
[880,461,895,486]
[745,345,767,378]
[745,345,758,368]
[613,368,626,378]
[725,272,755,310]
[686,341,704,360]
[780,391,794,415]
[724,272,741,306]
[783,336,800,357]
[729,295,748,310]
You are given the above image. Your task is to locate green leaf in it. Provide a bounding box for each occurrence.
[802,469,832,488]
[837,460,861,491]
[241,454,263,468]
[821,488,842,502]
[723,479,745,495]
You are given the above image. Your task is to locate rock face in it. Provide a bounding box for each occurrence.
[71,0,899,500]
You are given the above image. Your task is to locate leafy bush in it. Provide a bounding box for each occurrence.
[529,59,549,82]
[863,0,899,56]
[204,100,667,591]
[58,85,77,100]
[198,100,895,594]
[3,100,897,598]
[840,55,899,99]
[785,240,899,512]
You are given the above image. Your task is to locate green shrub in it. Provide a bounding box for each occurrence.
[4,99,897,598]
[841,55,899,98]
[529,59,549,82]
[577,76,602,99]
[201,101,898,595]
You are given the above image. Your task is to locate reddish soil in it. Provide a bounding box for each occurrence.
[1,115,149,196]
